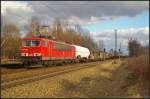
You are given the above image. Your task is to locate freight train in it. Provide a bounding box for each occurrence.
[20,35,113,67]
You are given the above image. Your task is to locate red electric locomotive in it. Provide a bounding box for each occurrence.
[20,36,76,67]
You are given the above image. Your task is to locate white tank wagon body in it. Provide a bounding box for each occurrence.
[73,45,90,59]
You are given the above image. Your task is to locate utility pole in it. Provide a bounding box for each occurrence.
[115,29,117,57]
[113,29,117,64]
[103,48,106,61]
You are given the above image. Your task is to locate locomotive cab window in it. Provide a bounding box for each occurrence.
[31,40,40,46]
[22,40,40,47]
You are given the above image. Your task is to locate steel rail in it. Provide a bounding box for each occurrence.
[1,61,108,89]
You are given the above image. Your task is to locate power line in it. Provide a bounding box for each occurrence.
[40,2,66,19]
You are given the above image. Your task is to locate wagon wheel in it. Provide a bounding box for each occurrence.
[84,58,88,62]
[76,55,81,62]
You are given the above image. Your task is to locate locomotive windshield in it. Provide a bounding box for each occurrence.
[22,40,40,47]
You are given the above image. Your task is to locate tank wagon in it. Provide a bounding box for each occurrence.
[73,45,90,62]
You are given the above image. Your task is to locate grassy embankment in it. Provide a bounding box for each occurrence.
[124,54,149,97]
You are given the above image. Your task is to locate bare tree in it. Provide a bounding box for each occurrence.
[1,23,21,59]
[25,17,41,37]
[50,18,97,50]
[128,38,141,57]
[51,17,63,40]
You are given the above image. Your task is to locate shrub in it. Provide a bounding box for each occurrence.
[126,54,149,82]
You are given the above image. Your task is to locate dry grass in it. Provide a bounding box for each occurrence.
[2,60,148,98]
[59,61,131,98]
[2,61,124,98]
[126,54,149,82]
[125,53,149,97]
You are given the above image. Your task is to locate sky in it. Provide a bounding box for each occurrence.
[83,11,149,33]
[1,1,149,55]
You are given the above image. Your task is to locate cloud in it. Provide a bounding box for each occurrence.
[95,27,149,41]
[44,1,148,25]
[1,1,149,24]
[67,16,120,25]
[1,1,34,15]
[1,1,35,34]
[94,27,149,54]
[67,16,100,25]
[1,1,149,37]
[1,1,34,23]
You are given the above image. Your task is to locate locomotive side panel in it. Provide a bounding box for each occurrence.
[41,40,48,59]
[49,41,75,60]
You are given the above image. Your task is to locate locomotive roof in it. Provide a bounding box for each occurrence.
[23,37,49,40]
[22,37,72,46]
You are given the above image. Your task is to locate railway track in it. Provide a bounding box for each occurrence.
[1,63,82,83]
[1,59,115,75]
[1,60,110,89]
[2,62,92,82]
[1,61,79,75]
[1,61,90,75]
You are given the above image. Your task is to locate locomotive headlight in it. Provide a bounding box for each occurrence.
[21,53,29,56]
[33,53,41,56]
[34,53,36,56]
